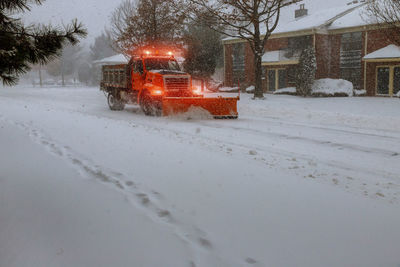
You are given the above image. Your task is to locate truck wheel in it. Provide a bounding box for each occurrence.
[108,93,125,111]
[140,91,162,116]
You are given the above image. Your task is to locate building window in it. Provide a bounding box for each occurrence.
[394,67,400,95]
[376,66,400,96]
[377,67,390,95]
[119,70,124,83]
[340,32,362,89]
[232,43,245,84]
[285,35,312,58]
[267,68,287,92]
[287,66,296,84]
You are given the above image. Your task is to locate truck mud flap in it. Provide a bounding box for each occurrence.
[162,97,239,119]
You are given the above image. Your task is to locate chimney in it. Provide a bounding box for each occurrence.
[295,4,308,19]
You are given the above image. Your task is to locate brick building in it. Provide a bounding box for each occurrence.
[223,2,400,97]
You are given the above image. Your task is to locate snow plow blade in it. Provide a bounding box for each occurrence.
[162,97,239,119]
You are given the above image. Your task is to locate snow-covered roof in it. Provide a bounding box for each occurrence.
[329,4,369,30]
[363,45,400,60]
[273,5,359,34]
[93,54,129,65]
[223,1,369,42]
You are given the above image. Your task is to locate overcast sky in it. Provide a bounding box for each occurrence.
[23,0,125,46]
[23,0,352,47]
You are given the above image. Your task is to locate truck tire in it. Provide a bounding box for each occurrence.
[140,91,162,116]
[108,92,125,111]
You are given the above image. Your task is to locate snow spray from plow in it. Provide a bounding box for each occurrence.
[162,96,239,119]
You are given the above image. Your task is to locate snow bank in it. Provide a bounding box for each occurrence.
[354,89,367,96]
[312,78,353,97]
[397,91,400,98]
[219,86,239,92]
[206,79,223,92]
[273,87,297,95]
[245,85,255,93]
[272,79,354,97]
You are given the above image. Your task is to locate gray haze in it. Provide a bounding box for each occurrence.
[22,0,352,46]
[23,0,125,45]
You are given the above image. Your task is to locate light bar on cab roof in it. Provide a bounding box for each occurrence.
[140,50,174,57]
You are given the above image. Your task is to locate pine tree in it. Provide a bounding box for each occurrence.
[295,47,316,97]
[183,16,222,80]
[0,0,87,85]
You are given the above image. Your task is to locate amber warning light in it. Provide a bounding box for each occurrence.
[140,50,174,57]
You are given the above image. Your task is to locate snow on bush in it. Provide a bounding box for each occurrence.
[296,47,316,96]
[206,79,223,92]
[219,86,239,92]
[312,78,353,97]
[246,85,255,93]
[273,87,296,95]
[397,91,400,98]
[354,89,366,96]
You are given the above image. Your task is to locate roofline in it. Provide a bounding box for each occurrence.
[222,3,375,45]
[363,58,400,62]
[222,23,393,45]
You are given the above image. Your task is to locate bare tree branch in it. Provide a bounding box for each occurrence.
[189,0,301,98]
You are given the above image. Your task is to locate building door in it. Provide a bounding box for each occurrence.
[267,69,287,92]
[268,70,276,92]
[377,66,400,96]
[278,69,287,89]
[377,67,390,95]
[394,67,400,96]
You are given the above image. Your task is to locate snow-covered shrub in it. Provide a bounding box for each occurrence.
[246,85,255,93]
[273,87,297,95]
[295,47,316,97]
[219,86,239,92]
[396,91,400,98]
[354,89,366,96]
[311,79,353,97]
[206,79,223,92]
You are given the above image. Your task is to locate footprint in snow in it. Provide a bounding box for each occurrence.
[125,181,135,187]
[245,257,257,264]
[249,150,257,156]
[198,237,212,249]
[136,193,150,205]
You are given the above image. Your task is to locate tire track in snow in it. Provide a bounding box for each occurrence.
[60,107,400,203]
[95,110,400,203]
[1,118,241,267]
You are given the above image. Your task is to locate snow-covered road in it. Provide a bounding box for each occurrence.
[1,86,399,267]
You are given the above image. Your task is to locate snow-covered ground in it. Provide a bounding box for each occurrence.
[1,86,399,267]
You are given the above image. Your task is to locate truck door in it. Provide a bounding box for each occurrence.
[132,59,145,91]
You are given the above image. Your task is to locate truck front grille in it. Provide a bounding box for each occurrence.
[164,76,190,91]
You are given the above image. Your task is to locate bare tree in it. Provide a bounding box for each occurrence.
[365,0,400,45]
[109,0,138,52]
[189,0,300,98]
[109,0,187,53]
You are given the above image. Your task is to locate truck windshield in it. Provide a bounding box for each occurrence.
[144,58,181,72]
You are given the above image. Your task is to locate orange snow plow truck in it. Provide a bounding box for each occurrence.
[100,51,238,119]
